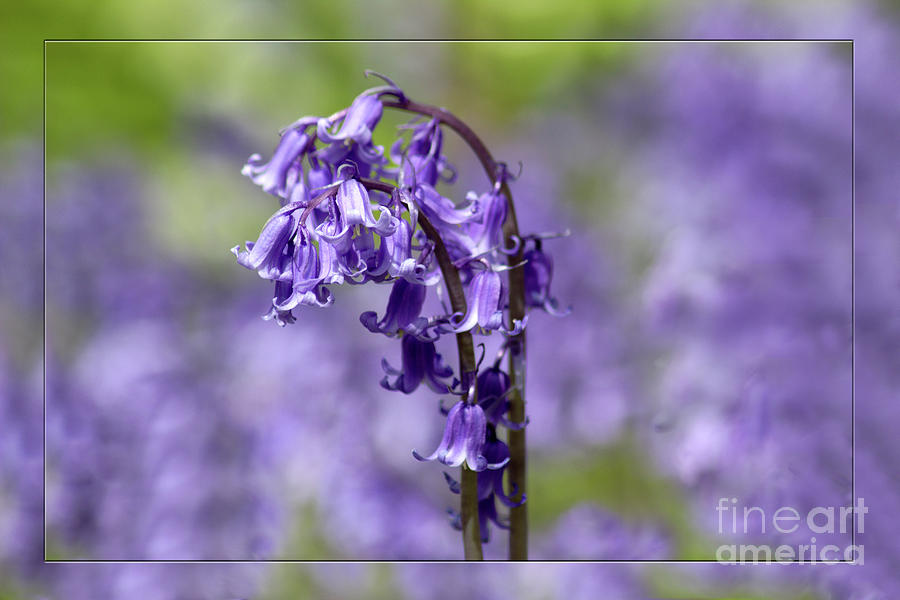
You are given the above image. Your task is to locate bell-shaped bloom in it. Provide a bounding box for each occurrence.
[262,279,297,327]
[261,269,333,326]
[478,437,518,503]
[360,279,426,336]
[475,365,528,430]
[392,118,454,187]
[381,335,454,394]
[443,436,517,503]
[285,231,334,305]
[289,228,323,291]
[315,179,398,252]
[476,365,521,431]
[231,206,302,282]
[465,189,507,256]
[443,434,521,541]
[273,277,333,313]
[383,218,433,284]
[474,496,508,542]
[414,401,507,472]
[523,245,570,316]
[286,156,334,209]
[477,366,510,420]
[451,269,502,332]
[242,124,314,198]
[317,92,383,146]
[256,233,334,327]
[316,92,385,173]
[451,269,526,336]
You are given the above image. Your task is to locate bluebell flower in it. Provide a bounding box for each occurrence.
[523,242,570,316]
[242,120,315,198]
[476,364,525,430]
[285,154,334,208]
[381,335,454,394]
[451,268,526,336]
[315,177,399,252]
[233,208,343,325]
[464,189,507,256]
[391,118,455,187]
[317,92,383,147]
[478,436,518,503]
[316,92,386,176]
[443,435,518,542]
[450,269,502,332]
[360,279,427,336]
[384,217,435,283]
[277,241,334,313]
[413,400,506,471]
[231,206,300,282]
[263,280,297,327]
[444,436,518,500]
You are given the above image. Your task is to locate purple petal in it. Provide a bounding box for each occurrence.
[242,128,310,197]
[336,179,399,237]
[418,185,480,226]
[413,401,464,464]
[462,403,488,472]
[243,213,295,272]
[316,93,383,144]
[474,271,502,329]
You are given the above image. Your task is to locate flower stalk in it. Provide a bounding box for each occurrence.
[382,99,529,559]
[362,178,483,559]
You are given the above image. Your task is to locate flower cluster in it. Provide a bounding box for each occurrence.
[234,74,566,544]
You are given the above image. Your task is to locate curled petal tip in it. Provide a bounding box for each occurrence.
[468,455,489,472]
[486,456,510,470]
[359,310,380,333]
[501,316,528,337]
[544,300,573,317]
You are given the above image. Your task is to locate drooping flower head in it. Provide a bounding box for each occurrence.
[232,73,569,550]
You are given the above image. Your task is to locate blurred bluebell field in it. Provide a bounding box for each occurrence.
[2,1,898,598]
